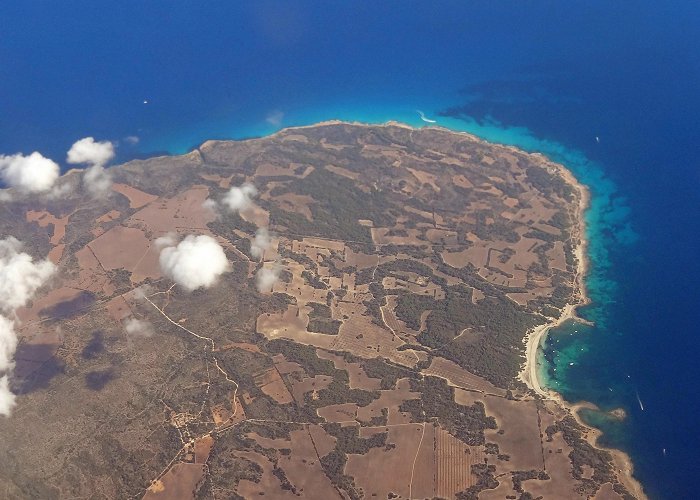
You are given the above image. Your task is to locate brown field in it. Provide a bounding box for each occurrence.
[482,395,544,471]
[271,193,314,221]
[347,423,425,498]
[126,186,214,234]
[16,286,86,324]
[290,374,333,405]
[105,295,131,322]
[96,209,121,224]
[307,424,336,458]
[47,243,65,263]
[255,162,297,177]
[524,401,582,499]
[406,167,440,192]
[331,315,418,368]
[324,164,359,180]
[549,240,568,271]
[370,227,422,245]
[73,246,115,296]
[594,482,626,500]
[344,247,379,269]
[89,226,150,271]
[143,463,205,500]
[425,228,459,245]
[215,342,261,353]
[272,354,305,375]
[424,357,506,396]
[198,172,232,188]
[356,378,420,425]
[112,183,158,208]
[236,450,298,499]
[316,351,382,390]
[253,367,294,404]
[130,243,163,283]
[453,173,474,189]
[318,403,359,423]
[264,427,339,499]
[193,435,214,464]
[256,305,336,350]
[26,209,70,245]
[436,427,483,498]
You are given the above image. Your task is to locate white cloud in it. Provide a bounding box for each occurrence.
[47,181,74,200]
[132,285,153,301]
[83,165,112,197]
[66,137,115,168]
[251,228,272,259]
[124,317,154,337]
[154,232,178,249]
[201,198,220,218]
[256,265,280,292]
[221,183,257,212]
[124,135,140,145]
[0,237,56,313]
[159,234,230,291]
[0,152,60,194]
[0,316,17,372]
[266,110,284,127]
[66,137,115,197]
[0,375,16,417]
[0,237,54,417]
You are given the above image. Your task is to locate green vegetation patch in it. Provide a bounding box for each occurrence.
[399,376,496,446]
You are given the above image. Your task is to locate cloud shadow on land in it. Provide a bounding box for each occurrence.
[11,343,66,395]
[38,291,96,321]
[85,369,116,391]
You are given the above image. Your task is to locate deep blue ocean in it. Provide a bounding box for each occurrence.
[2,2,699,498]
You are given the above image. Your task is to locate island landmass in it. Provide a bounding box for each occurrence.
[0,122,645,499]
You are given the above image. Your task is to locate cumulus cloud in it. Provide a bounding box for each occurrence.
[124,317,154,338]
[132,285,153,301]
[0,316,17,372]
[46,180,74,200]
[251,228,272,259]
[154,232,178,249]
[66,137,115,197]
[201,198,220,217]
[256,265,280,292]
[83,165,112,197]
[66,137,115,168]
[0,237,55,417]
[221,183,257,212]
[158,234,230,291]
[0,152,60,194]
[0,237,56,313]
[0,376,15,417]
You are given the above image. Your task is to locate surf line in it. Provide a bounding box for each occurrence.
[417,110,437,123]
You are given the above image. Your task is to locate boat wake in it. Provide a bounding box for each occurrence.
[417,110,437,123]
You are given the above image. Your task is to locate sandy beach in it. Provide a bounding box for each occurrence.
[516,158,647,499]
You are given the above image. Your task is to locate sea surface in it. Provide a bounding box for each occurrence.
[2,2,699,498]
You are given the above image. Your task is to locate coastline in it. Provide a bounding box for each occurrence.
[518,157,647,499]
[199,119,648,498]
[77,119,646,498]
